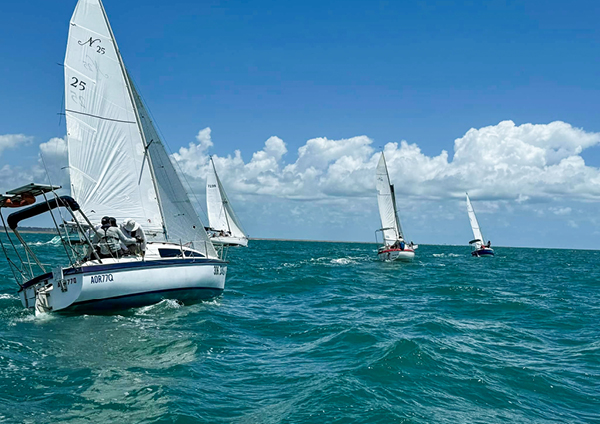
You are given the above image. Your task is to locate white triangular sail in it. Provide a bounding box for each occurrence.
[466,193,484,249]
[64,0,164,237]
[129,77,217,258]
[64,0,217,258]
[206,159,246,240]
[376,153,403,245]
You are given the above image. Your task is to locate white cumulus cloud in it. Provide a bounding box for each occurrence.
[2,121,600,247]
[0,136,69,194]
[173,120,600,203]
[550,207,572,216]
[37,137,69,189]
[0,134,33,157]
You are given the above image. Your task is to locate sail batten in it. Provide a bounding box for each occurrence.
[466,193,485,249]
[65,0,217,258]
[65,0,164,236]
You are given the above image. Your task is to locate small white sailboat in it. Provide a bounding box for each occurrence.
[206,157,248,247]
[375,153,416,261]
[0,0,226,314]
[466,193,494,257]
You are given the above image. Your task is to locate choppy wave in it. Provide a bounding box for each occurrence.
[0,237,598,423]
[27,235,63,246]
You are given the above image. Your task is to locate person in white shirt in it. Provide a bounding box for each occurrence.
[120,218,146,254]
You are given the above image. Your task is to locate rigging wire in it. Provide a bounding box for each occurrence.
[39,151,78,267]
[127,73,211,224]
[0,211,26,287]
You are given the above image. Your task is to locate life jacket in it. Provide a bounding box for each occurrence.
[97,226,121,256]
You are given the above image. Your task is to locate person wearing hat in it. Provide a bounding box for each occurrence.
[91,216,111,243]
[92,216,137,258]
[120,218,146,254]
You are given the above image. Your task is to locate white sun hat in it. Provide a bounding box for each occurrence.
[123,218,140,232]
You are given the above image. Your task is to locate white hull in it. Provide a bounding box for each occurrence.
[18,244,226,313]
[377,248,415,262]
[210,235,248,247]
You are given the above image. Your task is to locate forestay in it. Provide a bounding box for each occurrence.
[376,153,403,245]
[206,159,246,239]
[466,193,484,248]
[129,76,217,258]
[64,0,164,236]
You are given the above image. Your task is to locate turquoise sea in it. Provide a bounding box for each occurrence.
[0,234,599,423]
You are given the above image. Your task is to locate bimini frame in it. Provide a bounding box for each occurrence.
[0,183,100,288]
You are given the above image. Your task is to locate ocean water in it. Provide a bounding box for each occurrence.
[0,234,599,423]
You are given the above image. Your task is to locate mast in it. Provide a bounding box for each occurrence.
[96,0,168,240]
[389,184,403,240]
[212,158,232,233]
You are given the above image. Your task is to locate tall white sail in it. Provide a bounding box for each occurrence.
[206,159,246,239]
[376,153,402,245]
[64,0,164,237]
[466,193,484,248]
[129,77,217,258]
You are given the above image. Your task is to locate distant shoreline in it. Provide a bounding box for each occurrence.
[0,226,58,235]
[249,237,379,245]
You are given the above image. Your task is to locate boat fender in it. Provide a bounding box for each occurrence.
[1,193,36,208]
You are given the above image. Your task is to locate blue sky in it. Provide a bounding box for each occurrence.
[1,0,600,249]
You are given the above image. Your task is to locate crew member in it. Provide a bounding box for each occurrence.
[121,218,147,253]
[93,217,137,258]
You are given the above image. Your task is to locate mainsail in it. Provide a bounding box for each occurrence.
[64,0,216,257]
[466,193,485,248]
[206,158,246,239]
[376,153,403,245]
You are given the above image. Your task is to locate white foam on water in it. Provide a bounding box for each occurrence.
[29,236,63,246]
[330,258,354,265]
[198,298,221,307]
[433,253,462,258]
[136,299,179,314]
[33,311,56,322]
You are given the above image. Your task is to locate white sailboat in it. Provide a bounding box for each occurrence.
[466,193,494,257]
[375,153,416,261]
[206,157,248,247]
[0,0,226,313]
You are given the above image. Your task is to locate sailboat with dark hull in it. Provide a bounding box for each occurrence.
[466,193,494,257]
[0,0,226,314]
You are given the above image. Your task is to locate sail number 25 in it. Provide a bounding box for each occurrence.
[70,77,86,90]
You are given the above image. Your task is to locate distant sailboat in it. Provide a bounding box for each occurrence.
[375,153,416,261]
[466,193,494,257]
[206,157,248,247]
